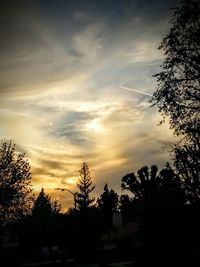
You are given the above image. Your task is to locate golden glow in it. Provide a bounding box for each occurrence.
[86,119,103,132]
[65,177,77,185]
[32,182,57,192]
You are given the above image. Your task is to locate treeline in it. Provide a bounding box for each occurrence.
[0,142,200,266]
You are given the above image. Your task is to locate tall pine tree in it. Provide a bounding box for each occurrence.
[76,162,95,211]
[32,188,61,217]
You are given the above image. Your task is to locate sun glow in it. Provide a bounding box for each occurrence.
[86,120,103,132]
[65,177,77,185]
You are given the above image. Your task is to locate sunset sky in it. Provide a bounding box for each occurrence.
[0,0,179,209]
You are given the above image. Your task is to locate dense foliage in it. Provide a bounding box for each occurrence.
[153,0,200,202]
[0,141,33,225]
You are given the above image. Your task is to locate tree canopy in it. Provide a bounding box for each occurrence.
[0,140,33,225]
[97,184,118,228]
[152,0,200,141]
[152,0,200,202]
[97,184,118,213]
[121,164,183,204]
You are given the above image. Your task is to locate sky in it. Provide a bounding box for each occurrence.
[0,0,179,209]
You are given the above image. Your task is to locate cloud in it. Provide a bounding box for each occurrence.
[72,23,104,63]
[73,12,90,22]
[123,39,163,63]
[0,0,179,209]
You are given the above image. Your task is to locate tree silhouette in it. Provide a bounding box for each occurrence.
[74,163,98,262]
[0,140,33,225]
[121,164,183,204]
[152,0,200,202]
[29,188,61,262]
[76,162,95,211]
[173,142,200,203]
[120,194,135,224]
[122,165,158,203]
[121,165,188,265]
[97,184,118,229]
[152,0,200,140]
[32,187,61,217]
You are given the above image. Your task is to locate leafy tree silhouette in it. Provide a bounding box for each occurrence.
[153,0,200,140]
[121,164,188,265]
[173,140,200,203]
[0,140,33,226]
[152,0,200,203]
[28,188,61,262]
[121,164,183,205]
[76,162,95,211]
[120,194,137,225]
[97,184,119,229]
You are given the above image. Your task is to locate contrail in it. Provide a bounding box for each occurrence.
[120,84,153,97]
